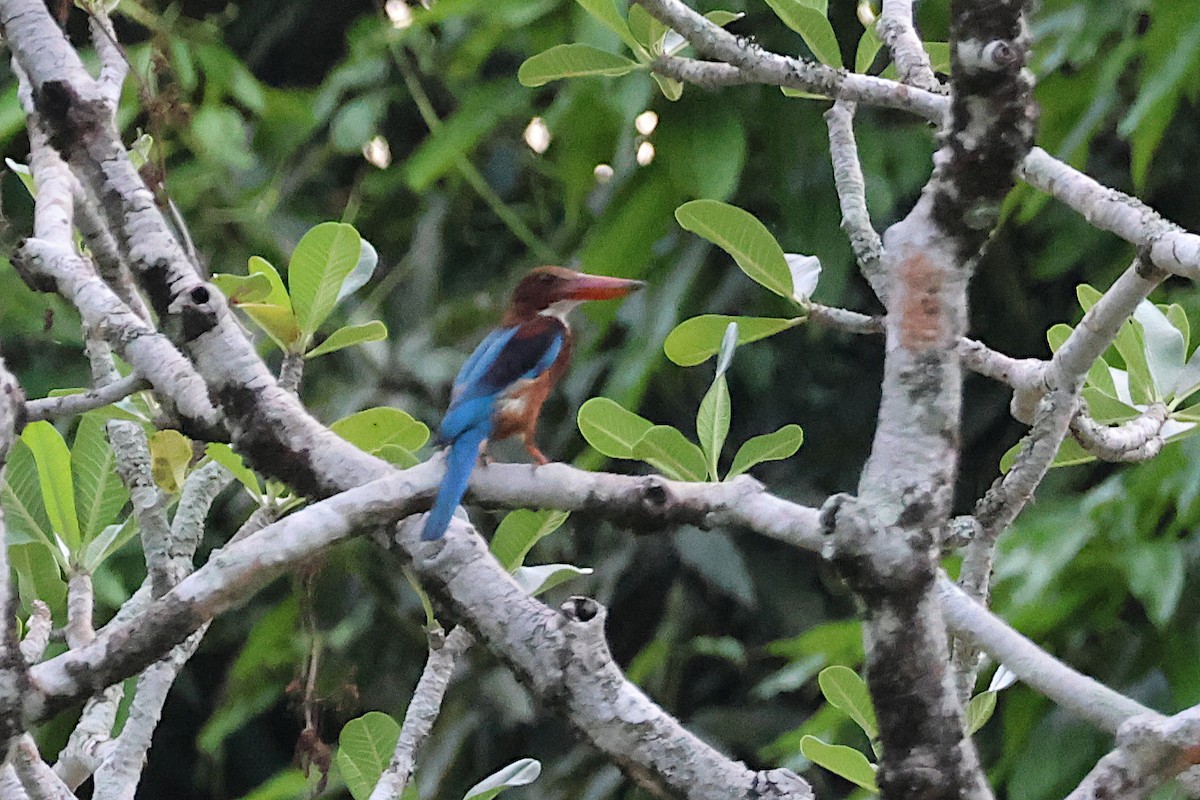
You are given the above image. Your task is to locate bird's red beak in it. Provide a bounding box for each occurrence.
[561,273,646,301]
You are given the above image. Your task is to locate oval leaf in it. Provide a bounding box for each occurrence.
[211,272,273,304]
[727,424,804,479]
[337,711,401,800]
[764,0,843,67]
[150,430,192,494]
[818,665,878,739]
[71,413,129,543]
[306,320,388,359]
[577,397,654,459]
[675,200,793,297]
[463,757,542,800]
[3,439,55,552]
[331,407,430,453]
[631,425,707,482]
[665,315,800,367]
[574,0,642,52]
[240,303,302,350]
[288,222,363,338]
[22,421,80,552]
[491,509,571,572]
[82,516,139,572]
[247,255,291,309]
[205,443,262,499]
[966,690,997,736]
[518,45,639,87]
[696,374,730,481]
[799,736,877,791]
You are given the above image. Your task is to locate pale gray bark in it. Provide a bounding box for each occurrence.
[370,627,474,800]
[877,0,942,92]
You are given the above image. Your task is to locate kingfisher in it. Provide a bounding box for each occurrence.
[422,266,645,540]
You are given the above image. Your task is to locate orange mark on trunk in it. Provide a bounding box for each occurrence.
[898,252,946,350]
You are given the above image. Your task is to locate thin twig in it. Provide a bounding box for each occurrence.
[370,627,473,800]
[938,576,1156,733]
[823,100,887,301]
[876,0,942,92]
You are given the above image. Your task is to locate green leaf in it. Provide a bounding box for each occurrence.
[1076,283,1102,311]
[337,711,401,800]
[205,443,262,499]
[675,200,793,298]
[211,272,273,304]
[81,516,139,572]
[376,444,420,468]
[2,439,55,552]
[305,320,388,358]
[763,0,843,67]
[573,0,642,53]
[966,690,997,735]
[818,665,878,739]
[923,41,951,72]
[1173,347,1200,403]
[149,429,192,494]
[577,397,654,459]
[674,527,755,607]
[855,25,883,73]
[799,736,877,792]
[1113,318,1154,404]
[727,425,805,479]
[239,303,303,351]
[1124,542,1186,627]
[512,563,593,596]
[517,45,640,87]
[247,256,291,309]
[1081,387,1138,424]
[1165,303,1190,351]
[665,315,801,367]
[627,3,668,55]
[22,421,80,553]
[491,509,571,571]
[1134,301,1186,399]
[463,758,542,800]
[288,222,363,339]
[651,72,684,101]
[697,374,730,481]
[5,157,36,197]
[71,414,129,543]
[10,542,66,616]
[331,407,430,453]
[631,425,707,482]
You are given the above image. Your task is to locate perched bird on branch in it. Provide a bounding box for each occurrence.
[422,266,645,540]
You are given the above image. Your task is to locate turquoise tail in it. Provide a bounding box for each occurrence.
[422,423,489,540]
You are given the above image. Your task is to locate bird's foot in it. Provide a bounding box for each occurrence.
[525,443,550,467]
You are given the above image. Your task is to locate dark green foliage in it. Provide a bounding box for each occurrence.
[3,0,1200,797]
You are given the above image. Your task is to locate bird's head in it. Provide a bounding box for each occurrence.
[505,266,645,323]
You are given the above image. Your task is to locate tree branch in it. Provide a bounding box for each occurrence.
[391,518,813,800]
[876,0,942,92]
[635,0,948,120]
[823,100,887,300]
[369,626,473,800]
[937,576,1153,733]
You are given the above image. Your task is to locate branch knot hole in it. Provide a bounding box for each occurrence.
[562,596,601,624]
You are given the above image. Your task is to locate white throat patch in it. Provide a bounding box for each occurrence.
[539,299,581,322]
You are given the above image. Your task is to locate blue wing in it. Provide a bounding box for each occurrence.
[424,317,566,541]
[438,318,565,443]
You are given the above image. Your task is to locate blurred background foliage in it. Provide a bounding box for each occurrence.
[2,0,1200,797]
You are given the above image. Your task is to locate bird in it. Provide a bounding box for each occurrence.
[421,266,645,541]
